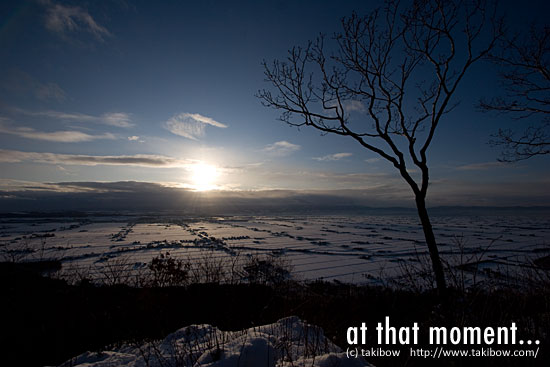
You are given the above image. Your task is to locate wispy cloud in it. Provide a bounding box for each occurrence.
[20,110,134,128]
[33,81,66,102]
[0,70,66,102]
[41,0,111,41]
[252,167,408,193]
[127,135,145,143]
[263,141,301,156]
[325,100,366,113]
[343,100,366,113]
[0,123,115,142]
[455,162,508,171]
[165,113,227,140]
[185,113,227,128]
[101,112,132,128]
[0,149,192,168]
[365,158,381,164]
[313,152,352,161]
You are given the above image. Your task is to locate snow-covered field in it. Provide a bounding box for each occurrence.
[59,316,371,367]
[1,214,549,285]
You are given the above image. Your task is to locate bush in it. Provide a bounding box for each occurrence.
[148,252,190,287]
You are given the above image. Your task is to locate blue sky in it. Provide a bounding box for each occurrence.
[0,0,549,208]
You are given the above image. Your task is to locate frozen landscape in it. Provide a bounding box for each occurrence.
[2,212,549,367]
[1,212,549,286]
[60,316,370,367]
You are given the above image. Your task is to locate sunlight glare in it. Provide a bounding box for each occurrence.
[190,163,219,191]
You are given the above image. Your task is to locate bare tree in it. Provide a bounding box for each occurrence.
[257,0,502,293]
[480,25,550,161]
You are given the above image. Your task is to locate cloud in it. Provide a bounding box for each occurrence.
[0,149,192,168]
[0,180,411,212]
[0,123,115,142]
[343,100,366,113]
[41,0,111,41]
[262,169,402,191]
[313,152,353,161]
[263,141,301,156]
[365,158,381,164]
[23,110,134,128]
[184,113,227,128]
[100,112,133,128]
[35,82,66,101]
[165,113,227,140]
[325,100,366,113]
[427,178,550,207]
[0,177,548,212]
[0,70,66,102]
[127,135,145,143]
[455,162,508,171]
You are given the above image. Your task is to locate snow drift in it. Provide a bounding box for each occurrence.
[60,316,372,367]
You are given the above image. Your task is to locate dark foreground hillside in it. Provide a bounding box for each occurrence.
[0,261,548,367]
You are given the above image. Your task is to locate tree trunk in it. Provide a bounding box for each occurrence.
[415,194,447,293]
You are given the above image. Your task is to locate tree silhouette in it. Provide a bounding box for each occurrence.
[258,0,503,293]
[480,25,550,161]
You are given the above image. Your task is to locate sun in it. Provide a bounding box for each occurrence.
[190,163,219,191]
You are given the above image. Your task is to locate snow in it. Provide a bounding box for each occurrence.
[59,317,372,367]
[2,214,549,285]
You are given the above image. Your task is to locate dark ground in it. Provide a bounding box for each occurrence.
[0,261,548,367]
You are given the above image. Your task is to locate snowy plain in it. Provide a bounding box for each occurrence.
[2,212,549,366]
[1,213,549,285]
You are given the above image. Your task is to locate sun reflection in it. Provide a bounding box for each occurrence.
[190,163,219,191]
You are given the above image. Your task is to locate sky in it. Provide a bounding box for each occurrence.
[0,0,549,211]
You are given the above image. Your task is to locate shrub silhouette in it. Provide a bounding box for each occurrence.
[148,252,190,287]
[243,255,291,285]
